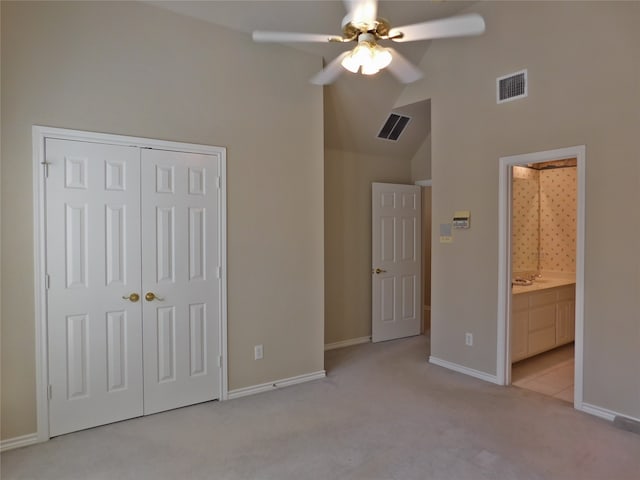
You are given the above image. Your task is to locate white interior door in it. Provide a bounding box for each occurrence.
[141,149,222,414]
[46,139,143,436]
[371,183,421,342]
[45,136,224,436]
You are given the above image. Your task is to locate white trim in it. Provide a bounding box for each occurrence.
[32,125,222,155]
[324,336,371,351]
[218,148,229,401]
[578,403,640,425]
[32,126,228,440]
[0,433,40,452]
[227,370,326,400]
[497,146,586,410]
[414,179,432,187]
[429,356,501,385]
[580,403,617,422]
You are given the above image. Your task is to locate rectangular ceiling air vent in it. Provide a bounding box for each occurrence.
[377,113,411,141]
[497,69,527,103]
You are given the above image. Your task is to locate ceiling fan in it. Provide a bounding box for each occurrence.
[252,0,485,85]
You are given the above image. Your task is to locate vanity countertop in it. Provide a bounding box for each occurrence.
[512,275,575,294]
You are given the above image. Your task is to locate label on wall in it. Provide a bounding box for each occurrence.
[439,223,453,243]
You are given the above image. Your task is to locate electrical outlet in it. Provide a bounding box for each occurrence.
[254,344,263,360]
[465,333,473,346]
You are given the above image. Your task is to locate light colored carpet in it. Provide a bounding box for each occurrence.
[2,336,639,479]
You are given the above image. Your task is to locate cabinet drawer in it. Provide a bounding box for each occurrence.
[529,326,556,356]
[512,293,529,312]
[529,290,557,307]
[529,304,556,331]
[557,284,575,301]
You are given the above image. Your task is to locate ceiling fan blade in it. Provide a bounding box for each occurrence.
[252,31,342,43]
[386,48,423,84]
[310,51,351,85]
[389,14,486,43]
[343,0,378,27]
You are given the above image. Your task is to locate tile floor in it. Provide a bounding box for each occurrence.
[512,343,575,403]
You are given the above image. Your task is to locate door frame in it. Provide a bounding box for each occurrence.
[496,145,585,410]
[32,126,228,442]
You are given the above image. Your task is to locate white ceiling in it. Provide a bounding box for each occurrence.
[148,1,476,159]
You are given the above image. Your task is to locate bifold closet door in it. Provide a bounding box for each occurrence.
[141,149,221,414]
[46,139,143,437]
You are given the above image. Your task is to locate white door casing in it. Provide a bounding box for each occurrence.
[371,183,422,342]
[141,149,222,414]
[37,127,227,439]
[497,145,585,410]
[46,139,143,436]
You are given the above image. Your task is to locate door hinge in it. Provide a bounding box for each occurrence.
[45,274,50,289]
[41,161,50,178]
[216,176,221,189]
[217,267,222,279]
[48,385,53,400]
[218,355,223,368]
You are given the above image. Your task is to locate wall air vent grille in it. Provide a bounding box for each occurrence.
[497,69,527,103]
[377,113,411,141]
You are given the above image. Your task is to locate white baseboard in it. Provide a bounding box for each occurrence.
[324,336,371,351]
[0,433,40,452]
[227,370,326,400]
[580,402,640,424]
[580,403,617,421]
[429,356,501,385]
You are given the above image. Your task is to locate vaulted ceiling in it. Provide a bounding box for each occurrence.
[149,1,476,159]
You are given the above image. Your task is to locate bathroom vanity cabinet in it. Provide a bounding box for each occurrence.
[511,284,575,362]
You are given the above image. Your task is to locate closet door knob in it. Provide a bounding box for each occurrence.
[122,293,140,302]
[145,292,164,302]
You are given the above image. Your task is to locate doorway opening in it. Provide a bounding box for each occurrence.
[417,181,432,337]
[497,146,585,409]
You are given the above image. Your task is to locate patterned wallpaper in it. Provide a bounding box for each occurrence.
[512,166,577,274]
[540,167,577,273]
[512,167,539,272]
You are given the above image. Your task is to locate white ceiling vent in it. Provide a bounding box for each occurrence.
[497,69,527,103]
[377,113,411,141]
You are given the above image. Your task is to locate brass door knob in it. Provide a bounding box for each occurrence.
[122,293,140,302]
[373,268,387,274]
[145,292,164,302]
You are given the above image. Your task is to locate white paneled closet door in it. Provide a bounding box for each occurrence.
[46,139,143,437]
[141,149,221,414]
[45,136,223,437]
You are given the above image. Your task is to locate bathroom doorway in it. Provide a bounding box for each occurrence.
[419,182,432,335]
[497,146,585,409]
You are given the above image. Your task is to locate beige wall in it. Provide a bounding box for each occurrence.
[1,1,325,440]
[397,1,640,418]
[324,148,411,344]
[411,133,431,183]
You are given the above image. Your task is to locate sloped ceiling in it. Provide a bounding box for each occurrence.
[148,1,476,159]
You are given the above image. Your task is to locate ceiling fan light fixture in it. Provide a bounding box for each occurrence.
[372,46,392,70]
[361,62,380,75]
[340,35,392,76]
[341,53,360,73]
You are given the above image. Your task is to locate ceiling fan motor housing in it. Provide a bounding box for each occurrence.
[342,18,394,42]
